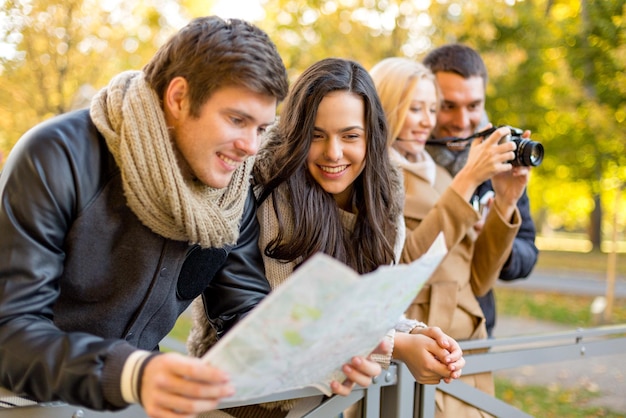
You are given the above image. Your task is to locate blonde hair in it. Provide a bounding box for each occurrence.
[370,57,440,148]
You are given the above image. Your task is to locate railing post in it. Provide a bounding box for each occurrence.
[380,361,417,418]
[416,383,436,418]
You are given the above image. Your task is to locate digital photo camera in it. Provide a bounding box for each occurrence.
[426,125,544,167]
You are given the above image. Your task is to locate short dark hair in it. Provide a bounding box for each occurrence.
[423,43,488,88]
[144,16,288,117]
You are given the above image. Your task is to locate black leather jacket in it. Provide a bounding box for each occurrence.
[0,110,269,410]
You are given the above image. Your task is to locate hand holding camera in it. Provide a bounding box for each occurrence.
[427,124,539,221]
[427,124,544,167]
[485,127,533,221]
[459,125,521,188]
[443,125,532,215]
[475,125,544,167]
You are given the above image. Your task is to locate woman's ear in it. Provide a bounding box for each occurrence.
[163,76,189,121]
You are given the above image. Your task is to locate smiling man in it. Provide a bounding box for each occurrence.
[423,44,539,338]
[0,16,289,417]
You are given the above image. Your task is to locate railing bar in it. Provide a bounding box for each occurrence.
[219,364,397,410]
[302,390,363,418]
[303,364,400,418]
[459,324,626,351]
[460,337,626,375]
[159,336,187,353]
[435,380,533,418]
[6,325,626,417]
[218,388,324,408]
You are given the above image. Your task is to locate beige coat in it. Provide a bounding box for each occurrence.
[400,163,521,417]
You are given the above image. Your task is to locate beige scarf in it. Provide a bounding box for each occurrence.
[389,146,436,186]
[90,70,252,248]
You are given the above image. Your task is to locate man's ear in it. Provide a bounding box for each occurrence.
[164,76,189,121]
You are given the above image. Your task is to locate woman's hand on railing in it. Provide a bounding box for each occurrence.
[393,327,465,384]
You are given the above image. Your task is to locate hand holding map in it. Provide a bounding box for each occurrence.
[202,233,447,402]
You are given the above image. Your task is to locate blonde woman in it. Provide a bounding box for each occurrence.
[371,58,527,417]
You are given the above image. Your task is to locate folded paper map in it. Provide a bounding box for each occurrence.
[202,233,447,402]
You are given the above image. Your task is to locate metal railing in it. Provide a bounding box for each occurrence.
[3,324,626,417]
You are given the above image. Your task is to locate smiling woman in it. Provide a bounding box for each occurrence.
[307,90,367,211]
[188,56,466,418]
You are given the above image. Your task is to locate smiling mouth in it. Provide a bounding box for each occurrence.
[218,153,240,167]
[319,165,347,174]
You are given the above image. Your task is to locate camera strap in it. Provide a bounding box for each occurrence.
[425,137,472,152]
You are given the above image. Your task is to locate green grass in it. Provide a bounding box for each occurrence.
[535,248,626,276]
[495,288,626,327]
[496,378,625,418]
[498,248,626,327]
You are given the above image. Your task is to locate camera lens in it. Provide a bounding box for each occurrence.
[513,138,544,167]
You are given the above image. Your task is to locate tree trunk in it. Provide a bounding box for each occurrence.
[589,193,602,251]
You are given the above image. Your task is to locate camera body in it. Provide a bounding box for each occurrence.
[503,126,544,167]
[425,125,544,167]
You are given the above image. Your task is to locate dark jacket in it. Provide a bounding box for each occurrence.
[474,180,538,336]
[0,110,269,410]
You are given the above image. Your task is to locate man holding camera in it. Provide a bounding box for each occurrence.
[424,44,539,337]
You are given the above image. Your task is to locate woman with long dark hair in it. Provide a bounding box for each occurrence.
[190,58,465,418]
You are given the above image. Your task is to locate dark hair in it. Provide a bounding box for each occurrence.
[255,58,399,274]
[423,43,488,88]
[144,16,288,117]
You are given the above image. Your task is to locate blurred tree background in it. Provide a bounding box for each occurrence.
[1,0,624,250]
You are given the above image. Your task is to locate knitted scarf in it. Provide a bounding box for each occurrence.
[389,147,437,187]
[424,142,470,177]
[90,70,252,248]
